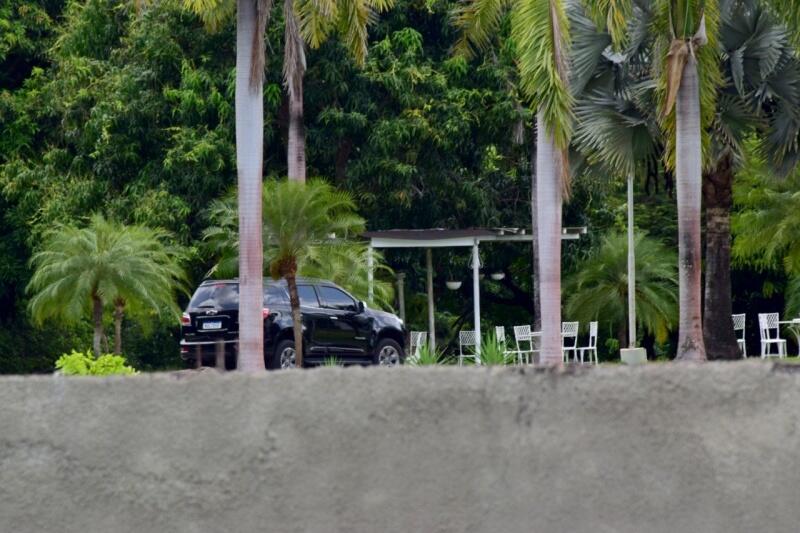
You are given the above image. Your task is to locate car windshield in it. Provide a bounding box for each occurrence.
[189,283,239,309]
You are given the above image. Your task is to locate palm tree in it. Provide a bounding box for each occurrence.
[566,232,678,349]
[27,215,186,356]
[702,0,800,358]
[454,0,573,364]
[204,179,367,367]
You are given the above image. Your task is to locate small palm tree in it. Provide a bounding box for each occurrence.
[204,179,368,367]
[28,215,186,356]
[566,232,678,349]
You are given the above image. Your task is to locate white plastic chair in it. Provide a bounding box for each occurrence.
[758,313,786,358]
[562,321,579,362]
[409,331,427,363]
[578,321,599,364]
[732,314,746,358]
[458,330,479,366]
[513,325,534,365]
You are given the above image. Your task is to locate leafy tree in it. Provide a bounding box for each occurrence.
[205,179,368,366]
[565,232,678,351]
[27,215,186,356]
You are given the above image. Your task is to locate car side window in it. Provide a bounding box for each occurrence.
[297,285,320,307]
[319,286,357,311]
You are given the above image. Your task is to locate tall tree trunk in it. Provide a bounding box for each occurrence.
[703,155,740,359]
[287,77,306,182]
[536,112,563,365]
[236,0,265,372]
[92,292,103,357]
[530,125,541,332]
[113,298,125,355]
[675,55,706,361]
[284,1,306,183]
[285,269,303,367]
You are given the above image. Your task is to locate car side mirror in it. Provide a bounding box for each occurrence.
[357,301,366,314]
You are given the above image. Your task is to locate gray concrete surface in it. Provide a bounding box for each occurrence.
[1,362,799,532]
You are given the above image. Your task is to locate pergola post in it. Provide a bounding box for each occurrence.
[472,240,481,359]
[396,272,406,323]
[367,245,374,304]
[426,248,436,352]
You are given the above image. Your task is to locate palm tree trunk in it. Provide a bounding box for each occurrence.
[284,1,306,183]
[287,77,306,182]
[703,155,740,359]
[113,298,125,355]
[530,126,541,332]
[536,111,563,365]
[675,54,706,361]
[285,270,304,367]
[92,292,103,357]
[236,0,265,372]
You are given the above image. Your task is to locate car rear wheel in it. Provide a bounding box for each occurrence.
[373,338,403,367]
[270,340,297,370]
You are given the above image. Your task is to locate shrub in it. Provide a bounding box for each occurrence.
[479,333,512,366]
[55,350,137,376]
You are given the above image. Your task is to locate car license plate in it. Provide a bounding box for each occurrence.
[202,321,222,330]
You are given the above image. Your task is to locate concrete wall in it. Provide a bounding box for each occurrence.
[1,362,799,532]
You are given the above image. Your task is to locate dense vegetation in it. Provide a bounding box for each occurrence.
[0,0,795,372]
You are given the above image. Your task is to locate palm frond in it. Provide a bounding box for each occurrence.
[512,0,573,148]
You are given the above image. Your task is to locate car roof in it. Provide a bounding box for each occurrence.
[199,277,338,288]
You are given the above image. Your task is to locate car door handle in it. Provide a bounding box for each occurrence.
[330,316,338,320]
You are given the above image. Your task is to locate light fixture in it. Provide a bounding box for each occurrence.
[446,281,462,290]
[490,272,506,281]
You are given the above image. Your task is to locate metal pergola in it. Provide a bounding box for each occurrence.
[364,227,587,355]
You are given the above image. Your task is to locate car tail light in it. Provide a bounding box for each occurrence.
[180,313,191,326]
[180,346,189,354]
[262,307,270,319]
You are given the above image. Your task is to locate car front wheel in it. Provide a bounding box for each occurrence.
[373,338,403,367]
[269,339,297,370]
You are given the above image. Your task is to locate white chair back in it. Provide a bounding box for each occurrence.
[495,326,506,344]
[587,321,598,349]
[732,314,745,340]
[759,313,779,340]
[561,321,579,349]
[410,331,427,358]
[459,330,477,350]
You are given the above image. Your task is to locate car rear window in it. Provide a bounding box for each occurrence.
[189,283,239,309]
[265,285,289,306]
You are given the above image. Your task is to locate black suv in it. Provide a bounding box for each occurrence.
[180,278,406,369]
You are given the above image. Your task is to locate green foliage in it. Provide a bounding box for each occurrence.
[407,342,445,366]
[55,349,137,376]
[565,232,678,343]
[479,332,511,365]
[733,152,800,276]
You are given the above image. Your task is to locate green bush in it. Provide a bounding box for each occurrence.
[479,333,513,366]
[55,350,137,376]
[408,343,445,366]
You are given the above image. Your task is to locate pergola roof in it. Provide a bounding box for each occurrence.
[364,227,587,248]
